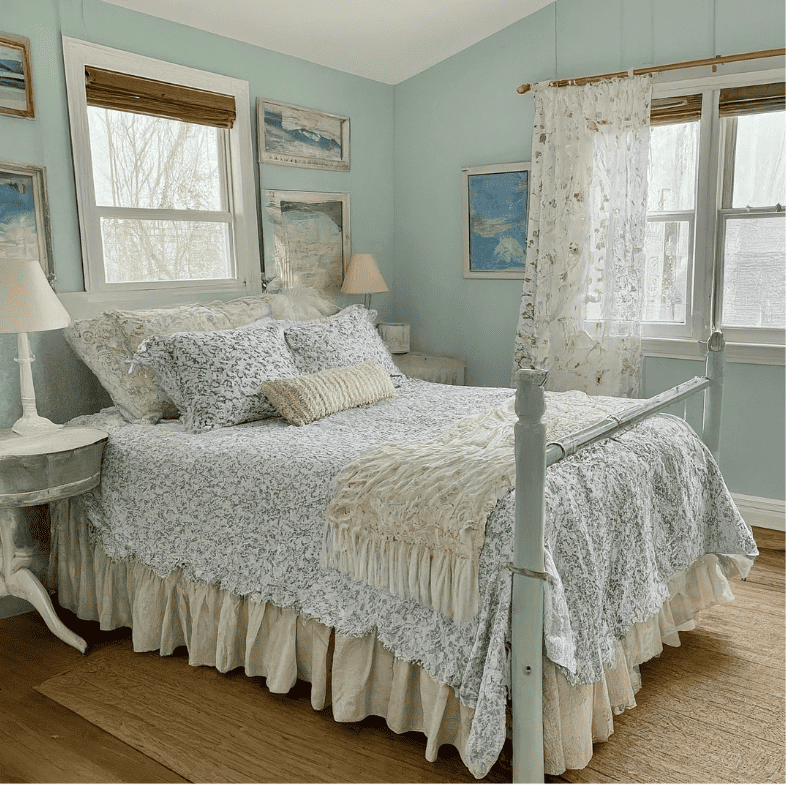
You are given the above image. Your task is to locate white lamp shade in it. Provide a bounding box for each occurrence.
[342,253,389,295]
[0,259,70,334]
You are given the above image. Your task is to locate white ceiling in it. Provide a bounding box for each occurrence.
[100,0,552,84]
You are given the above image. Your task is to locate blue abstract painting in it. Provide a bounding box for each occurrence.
[0,163,51,272]
[466,168,529,275]
[0,172,38,261]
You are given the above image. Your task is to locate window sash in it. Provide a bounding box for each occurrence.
[63,37,261,299]
[642,212,695,335]
[714,209,785,343]
[645,67,786,358]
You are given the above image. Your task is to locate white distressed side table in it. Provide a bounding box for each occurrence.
[0,426,108,653]
[394,352,466,385]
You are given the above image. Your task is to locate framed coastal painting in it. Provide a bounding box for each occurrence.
[0,32,34,119]
[257,98,349,171]
[0,160,52,276]
[263,190,350,291]
[462,162,530,279]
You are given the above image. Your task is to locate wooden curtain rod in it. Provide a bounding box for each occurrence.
[516,48,785,94]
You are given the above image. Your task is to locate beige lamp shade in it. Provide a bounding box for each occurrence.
[0,259,70,334]
[342,253,389,295]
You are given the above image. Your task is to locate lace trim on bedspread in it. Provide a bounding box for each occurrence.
[322,391,640,622]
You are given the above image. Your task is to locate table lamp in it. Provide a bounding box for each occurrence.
[341,253,388,310]
[0,259,71,436]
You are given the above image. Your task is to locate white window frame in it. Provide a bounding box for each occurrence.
[62,37,261,310]
[643,56,785,365]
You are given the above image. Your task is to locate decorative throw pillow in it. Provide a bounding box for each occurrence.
[63,312,163,423]
[207,295,273,328]
[261,361,396,426]
[112,304,234,420]
[133,320,300,433]
[284,305,405,384]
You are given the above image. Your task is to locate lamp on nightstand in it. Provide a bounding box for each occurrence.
[342,253,388,310]
[0,259,71,436]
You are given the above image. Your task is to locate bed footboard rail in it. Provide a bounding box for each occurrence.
[510,331,725,783]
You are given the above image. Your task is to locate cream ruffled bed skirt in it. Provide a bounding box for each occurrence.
[50,499,744,777]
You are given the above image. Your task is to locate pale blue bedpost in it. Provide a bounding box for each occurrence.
[702,330,725,460]
[511,368,548,784]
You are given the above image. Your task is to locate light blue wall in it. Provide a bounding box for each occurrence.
[1,0,782,504]
[392,0,785,500]
[0,0,396,619]
[0,0,395,430]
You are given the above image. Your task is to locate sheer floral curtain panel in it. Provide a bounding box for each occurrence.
[512,75,652,397]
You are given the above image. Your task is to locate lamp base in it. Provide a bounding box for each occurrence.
[12,414,63,437]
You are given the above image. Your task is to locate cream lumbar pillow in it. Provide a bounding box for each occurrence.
[261,361,395,426]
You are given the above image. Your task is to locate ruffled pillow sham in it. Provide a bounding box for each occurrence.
[64,296,274,423]
[284,305,405,384]
[261,361,396,426]
[133,320,299,433]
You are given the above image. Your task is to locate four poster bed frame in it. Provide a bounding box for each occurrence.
[509,330,726,783]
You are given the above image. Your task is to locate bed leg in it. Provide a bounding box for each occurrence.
[511,369,548,784]
[702,330,725,461]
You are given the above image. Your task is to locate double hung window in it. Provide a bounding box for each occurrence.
[644,63,785,363]
[63,38,260,303]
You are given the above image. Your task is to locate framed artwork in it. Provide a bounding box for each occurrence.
[264,190,350,291]
[257,98,349,171]
[0,32,34,119]
[462,162,530,279]
[0,159,52,276]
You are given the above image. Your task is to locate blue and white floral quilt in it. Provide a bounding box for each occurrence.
[69,379,757,776]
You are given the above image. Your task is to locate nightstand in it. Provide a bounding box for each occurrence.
[0,426,108,653]
[394,352,466,385]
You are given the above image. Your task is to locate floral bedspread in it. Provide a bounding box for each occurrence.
[69,379,757,778]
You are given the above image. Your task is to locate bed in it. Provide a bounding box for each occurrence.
[52,297,757,781]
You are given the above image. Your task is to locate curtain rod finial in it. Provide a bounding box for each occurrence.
[517,83,532,94]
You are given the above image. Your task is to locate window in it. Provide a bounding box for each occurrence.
[644,64,785,363]
[63,38,260,302]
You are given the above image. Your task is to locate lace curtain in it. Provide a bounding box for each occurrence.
[512,76,652,397]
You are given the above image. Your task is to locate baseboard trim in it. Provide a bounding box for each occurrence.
[732,493,786,532]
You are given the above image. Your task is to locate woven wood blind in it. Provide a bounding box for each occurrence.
[719,81,785,116]
[650,93,703,125]
[85,66,236,128]
[651,83,785,125]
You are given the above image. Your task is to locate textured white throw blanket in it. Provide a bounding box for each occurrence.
[322,390,640,622]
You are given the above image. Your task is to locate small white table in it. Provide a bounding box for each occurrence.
[394,352,466,385]
[0,426,108,653]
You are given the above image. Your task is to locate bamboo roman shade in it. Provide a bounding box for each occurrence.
[650,94,703,125]
[719,81,785,116]
[651,82,785,125]
[84,66,236,128]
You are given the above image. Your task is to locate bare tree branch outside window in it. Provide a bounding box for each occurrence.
[87,107,232,283]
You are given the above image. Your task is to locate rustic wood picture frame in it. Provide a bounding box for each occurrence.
[0,32,35,119]
[257,98,349,171]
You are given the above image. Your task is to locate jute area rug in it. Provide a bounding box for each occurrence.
[33,641,484,784]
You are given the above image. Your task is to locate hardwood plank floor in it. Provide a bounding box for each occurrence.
[0,526,782,783]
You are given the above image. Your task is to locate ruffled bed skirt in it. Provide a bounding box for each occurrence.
[50,499,745,778]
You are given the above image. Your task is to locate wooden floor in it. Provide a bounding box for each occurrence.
[0,527,782,783]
